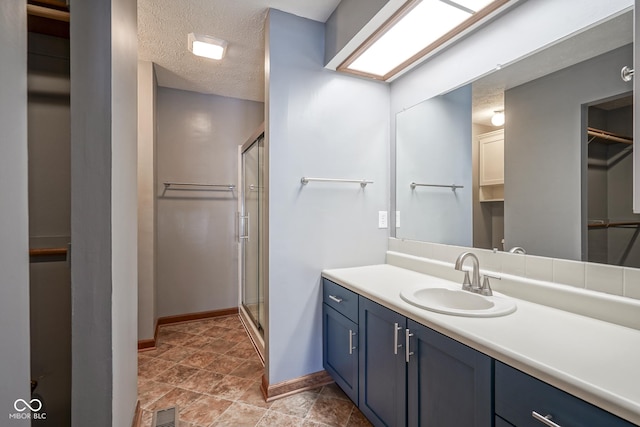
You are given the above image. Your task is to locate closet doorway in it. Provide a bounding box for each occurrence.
[239,125,265,359]
[585,94,640,267]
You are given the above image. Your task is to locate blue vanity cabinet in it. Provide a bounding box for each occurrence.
[322,279,359,403]
[495,362,636,427]
[407,319,493,427]
[359,297,407,427]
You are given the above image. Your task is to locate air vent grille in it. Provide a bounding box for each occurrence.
[152,406,178,427]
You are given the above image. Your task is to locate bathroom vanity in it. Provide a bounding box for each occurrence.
[322,250,640,427]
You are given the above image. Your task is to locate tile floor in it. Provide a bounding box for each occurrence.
[138,315,372,427]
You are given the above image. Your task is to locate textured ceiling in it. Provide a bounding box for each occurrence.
[138,0,341,102]
[471,11,632,127]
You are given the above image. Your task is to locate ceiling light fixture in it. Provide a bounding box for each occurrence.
[339,0,510,81]
[491,110,505,126]
[188,32,227,60]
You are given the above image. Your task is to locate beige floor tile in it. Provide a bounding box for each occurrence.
[183,320,218,335]
[138,358,175,381]
[155,345,196,363]
[237,381,271,409]
[346,408,373,427]
[201,326,229,339]
[139,353,155,367]
[257,410,304,427]
[229,360,264,380]
[140,342,174,358]
[147,387,202,412]
[154,364,200,387]
[179,395,233,426]
[306,396,354,427]
[319,383,350,401]
[212,402,266,427]
[200,338,233,354]
[225,345,258,359]
[158,330,196,346]
[184,335,213,349]
[209,375,254,400]
[139,380,175,409]
[301,421,329,427]
[180,350,221,369]
[269,391,319,418]
[203,353,245,374]
[179,370,225,394]
[223,329,250,343]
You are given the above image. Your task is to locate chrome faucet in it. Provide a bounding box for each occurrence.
[509,246,526,254]
[454,252,493,296]
[454,252,481,292]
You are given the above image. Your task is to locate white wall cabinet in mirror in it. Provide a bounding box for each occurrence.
[479,129,504,202]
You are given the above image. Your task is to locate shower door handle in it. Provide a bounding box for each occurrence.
[239,212,250,241]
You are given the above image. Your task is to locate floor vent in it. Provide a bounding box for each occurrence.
[152,406,179,427]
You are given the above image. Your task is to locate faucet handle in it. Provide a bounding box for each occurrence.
[479,275,494,296]
[461,271,473,291]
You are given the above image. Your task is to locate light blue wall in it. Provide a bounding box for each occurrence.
[396,86,472,246]
[266,9,390,384]
[0,1,30,424]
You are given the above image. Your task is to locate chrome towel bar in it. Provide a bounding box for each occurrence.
[300,177,373,188]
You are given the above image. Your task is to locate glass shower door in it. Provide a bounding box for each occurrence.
[240,135,264,335]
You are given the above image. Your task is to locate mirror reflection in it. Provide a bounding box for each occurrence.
[395,11,640,267]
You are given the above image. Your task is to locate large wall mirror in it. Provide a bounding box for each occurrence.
[394,10,640,267]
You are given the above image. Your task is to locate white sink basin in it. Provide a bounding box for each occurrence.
[400,287,517,317]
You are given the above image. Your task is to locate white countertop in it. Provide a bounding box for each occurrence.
[322,263,640,426]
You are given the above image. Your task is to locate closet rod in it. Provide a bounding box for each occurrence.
[587,127,633,145]
[27,4,70,22]
[588,220,640,229]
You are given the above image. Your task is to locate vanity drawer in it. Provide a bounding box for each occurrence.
[323,278,358,323]
[495,362,635,427]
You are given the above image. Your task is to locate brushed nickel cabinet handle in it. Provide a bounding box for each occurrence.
[393,323,402,354]
[532,411,562,427]
[328,295,342,303]
[405,329,414,362]
[348,330,357,355]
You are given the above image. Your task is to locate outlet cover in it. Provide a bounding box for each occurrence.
[378,211,388,229]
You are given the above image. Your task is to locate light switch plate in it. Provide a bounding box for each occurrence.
[378,211,388,229]
[396,211,401,228]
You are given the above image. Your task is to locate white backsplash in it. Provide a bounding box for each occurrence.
[388,238,640,301]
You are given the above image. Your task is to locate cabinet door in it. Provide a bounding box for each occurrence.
[359,297,407,427]
[479,130,504,186]
[407,320,493,427]
[323,303,358,403]
[495,362,636,427]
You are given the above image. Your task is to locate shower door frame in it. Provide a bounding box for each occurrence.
[238,124,265,361]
